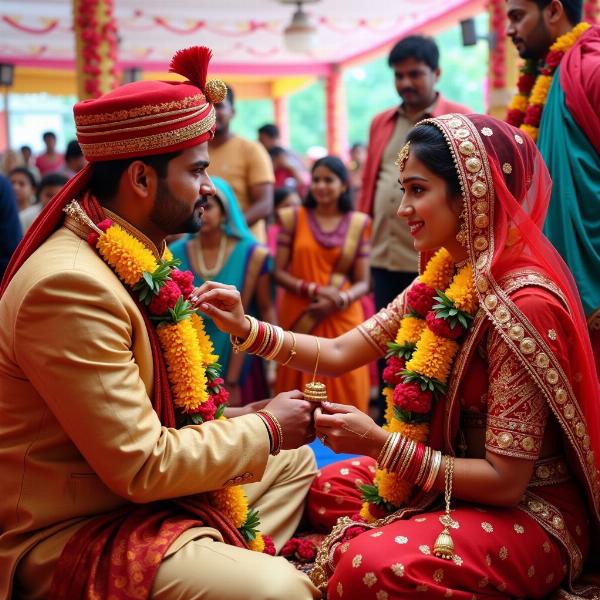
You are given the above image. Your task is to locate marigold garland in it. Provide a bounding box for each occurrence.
[506,22,591,141]
[97,225,158,285]
[65,200,272,553]
[156,320,209,412]
[360,248,479,520]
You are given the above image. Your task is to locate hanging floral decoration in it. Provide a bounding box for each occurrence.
[65,200,274,554]
[584,0,598,24]
[488,0,507,90]
[77,0,120,98]
[506,22,591,141]
[359,248,479,521]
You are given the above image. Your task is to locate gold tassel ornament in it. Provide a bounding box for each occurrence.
[433,456,456,560]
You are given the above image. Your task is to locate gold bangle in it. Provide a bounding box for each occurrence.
[376,432,394,465]
[416,446,431,487]
[265,325,285,360]
[382,433,400,470]
[312,336,320,381]
[423,450,442,492]
[396,439,416,478]
[230,315,257,353]
[388,435,407,473]
[281,331,297,366]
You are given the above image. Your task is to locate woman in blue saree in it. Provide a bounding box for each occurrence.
[170,178,275,405]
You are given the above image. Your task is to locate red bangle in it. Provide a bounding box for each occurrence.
[256,413,274,452]
[257,410,281,455]
[249,321,267,354]
[405,442,426,483]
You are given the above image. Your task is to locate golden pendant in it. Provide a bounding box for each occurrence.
[303,380,328,403]
[433,527,454,560]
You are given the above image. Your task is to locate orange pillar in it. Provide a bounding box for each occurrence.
[325,66,348,158]
[274,96,290,148]
[73,0,119,100]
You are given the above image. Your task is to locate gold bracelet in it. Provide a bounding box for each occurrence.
[396,439,416,479]
[376,432,394,466]
[422,450,442,492]
[377,433,393,469]
[280,331,297,366]
[416,446,431,487]
[389,434,408,472]
[230,315,258,353]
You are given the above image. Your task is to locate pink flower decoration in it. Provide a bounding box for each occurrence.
[188,397,216,421]
[148,280,183,316]
[262,535,276,555]
[406,282,436,317]
[382,356,406,386]
[426,311,465,340]
[209,387,229,407]
[393,382,433,414]
[170,269,195,297]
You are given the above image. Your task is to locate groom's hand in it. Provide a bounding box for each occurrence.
[265,390,315,449]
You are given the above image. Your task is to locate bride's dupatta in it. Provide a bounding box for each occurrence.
[311,114,600,597]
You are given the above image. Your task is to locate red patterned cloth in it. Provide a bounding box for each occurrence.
[310,457,587,599]
[49,498,246,600]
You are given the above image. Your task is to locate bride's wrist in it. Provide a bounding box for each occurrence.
[231,314,252,340]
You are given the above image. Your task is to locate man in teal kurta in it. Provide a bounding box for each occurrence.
[506,0,600,366]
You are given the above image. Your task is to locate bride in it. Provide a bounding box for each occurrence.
[193,114,600,599]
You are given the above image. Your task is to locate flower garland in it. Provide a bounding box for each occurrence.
[67,201,274,554]
[506,22,591,141]
[489,0,507,90]
[584,0,598,24]
[359,248,479,521]
[77,0,120,98]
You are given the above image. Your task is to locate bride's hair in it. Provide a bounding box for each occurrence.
[404,124,461,199]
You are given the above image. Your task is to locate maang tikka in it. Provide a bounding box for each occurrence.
[396,141,411,172]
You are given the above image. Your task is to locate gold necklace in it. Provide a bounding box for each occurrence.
[197,234,228,279]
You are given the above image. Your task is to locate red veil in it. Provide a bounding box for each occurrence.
[424,114,600,592]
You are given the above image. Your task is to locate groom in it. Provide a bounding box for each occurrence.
[0,47,320,599]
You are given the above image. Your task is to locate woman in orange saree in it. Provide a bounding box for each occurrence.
[194,114,600,598]
[274,156,371,413]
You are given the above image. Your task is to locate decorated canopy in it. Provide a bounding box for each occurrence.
[2,0,484,96]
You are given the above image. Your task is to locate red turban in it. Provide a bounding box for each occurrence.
[1,46,225,295]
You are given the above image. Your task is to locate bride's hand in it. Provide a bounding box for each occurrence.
[314,402,388,458]
[190,282,249,337]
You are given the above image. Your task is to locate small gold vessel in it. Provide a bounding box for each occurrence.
[303,337,327,403]
[303,381,328,403]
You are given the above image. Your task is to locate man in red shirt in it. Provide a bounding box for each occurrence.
[358,35,471,421]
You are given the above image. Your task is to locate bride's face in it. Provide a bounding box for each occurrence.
[397,152,463,256]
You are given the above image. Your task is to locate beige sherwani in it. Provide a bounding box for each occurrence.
[0,219,318,599]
